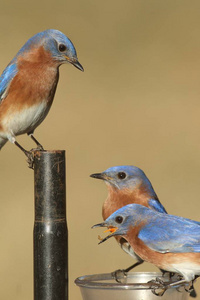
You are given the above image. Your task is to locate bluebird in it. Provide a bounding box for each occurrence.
[90,166,167,272]
[0,29,83,165]
[93,203,200,295]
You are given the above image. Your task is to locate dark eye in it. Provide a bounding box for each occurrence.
[115,216,123,224]
[117,172,126,179]
[59,44,67,52]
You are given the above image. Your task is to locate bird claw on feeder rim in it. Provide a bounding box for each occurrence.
[148,277,194,297]
[112,261,144,284]
[166,279,193,295]
[111,269,127,284]
[148,277,168,297]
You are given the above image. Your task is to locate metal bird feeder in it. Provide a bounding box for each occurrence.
[75,272,189,300]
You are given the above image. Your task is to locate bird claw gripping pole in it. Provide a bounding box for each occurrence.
[26,151,35,169]
[14,140,43,169]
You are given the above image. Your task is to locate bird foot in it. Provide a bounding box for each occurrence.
[163,278,191,295]
[30,146,44,152]
[111,269,127,284]
[14,140,36,169]
[148,278,168,296]
[31,144,44,151]
[25,150,34,169]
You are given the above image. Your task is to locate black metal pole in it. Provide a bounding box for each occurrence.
[34,150,68,300]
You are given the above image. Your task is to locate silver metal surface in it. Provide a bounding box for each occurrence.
[75,272,189,300]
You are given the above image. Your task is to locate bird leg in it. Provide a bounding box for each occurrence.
[188,278,197,298]
[14,141,34,169]
[161,269,175,279]
[184,282,195,294]
[160,269,199,298]
[157,276,197,297]
[181,276,198,298]
[111,261,143,283]
[149,276,195,297]
[28,132,44,150]
[124,260,144,273]
[166,278,190,290]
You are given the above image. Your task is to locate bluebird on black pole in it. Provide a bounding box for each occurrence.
[34,150,68,300]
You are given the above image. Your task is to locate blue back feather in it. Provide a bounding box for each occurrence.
[0,62,18,101]
[139,214,200,253]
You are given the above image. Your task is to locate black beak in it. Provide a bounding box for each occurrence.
[71,59,84,71]
[92,222,107,229]
[92,222,116,245]
[90,173,105,180]
[98,235,113,244]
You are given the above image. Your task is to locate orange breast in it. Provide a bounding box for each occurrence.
[102,185,151,220]
[0,46,59,125]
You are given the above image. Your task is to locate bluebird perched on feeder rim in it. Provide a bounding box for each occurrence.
[0,29,83,167]
[93,203,200,296]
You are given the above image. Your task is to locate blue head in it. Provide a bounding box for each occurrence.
[90,165,157,196]
[15,29,84,71]
[92,203,153,243]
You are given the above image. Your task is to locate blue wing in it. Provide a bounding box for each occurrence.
[138,214,200,253]
[148,198,200,225]
[0,62,18,102]
[148,199,167,213]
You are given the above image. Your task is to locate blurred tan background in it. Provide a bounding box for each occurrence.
[1,0,200,299]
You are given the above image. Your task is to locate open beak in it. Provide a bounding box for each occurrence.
[92,222,118,244]
[66,57,84,71]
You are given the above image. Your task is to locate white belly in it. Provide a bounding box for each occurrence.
[171,262,200,281]
[2,101,50,137]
